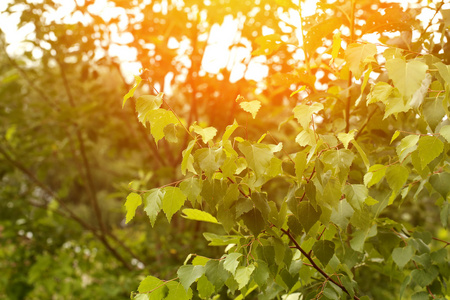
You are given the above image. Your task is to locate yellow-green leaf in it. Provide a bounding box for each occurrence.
[124,192,142,224]
[385,58,428,100]
[338,129,357,149]
[192,124,217,144]
[345,43,377,78]
[123,75,142,108]
[162,187,187,222]
[240,100,261,119]
[293,103,324,129]
[181,208,220,224]
[418,136,444,169]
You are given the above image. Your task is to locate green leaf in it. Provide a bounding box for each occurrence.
[124,192,142,224]
[351,140,370,171]
[295,129,316,146]
[179,177,202,206]
[435,61,450,85]
[222,120,239,142]
[163,123,179,143]
[321,149,354,182]
[418,136,444,169]
[138,276,167,299]
[241,209,265,236]
[162,187,187,222]
[345,43,377,78]
[396,135,419,162]
[251,192,270,220]
[429,172,450,199]
[422,96,446,131]
[253,260,270,288]
[165,281,192,300]
[240,100,261,119]
[192,124,217,144]
[439,125,450,143]
[147,109,179,144]
[366,82,394,105]
[330,199,354,229]
[177,265,205,291]
[143,189,164,227]
[123,75,142,107]
[312,240,335,267]
[343,184,368,211]
[383,90,411,119]
[350,224,377,252]
[200,179,227,211]
[136,94,163,123]
[238,141,274,177]
[296,201,321,234]
[337,129,357,149]
[363,164,386,187]
[197,275,215,299]
[411,266,439,287]
[223,253,243,275]
[392,245,414,269]
[385,165,409,193]
[204,260,230,290]
[385,58,428,100]
[390,130,400,144]
[294,151,307,180]
[293,103,324,129]
[234,265,255,289]
[203,233,240,246]
[194,148,225,178]
[181,140,196,176]
[181,209,219,224]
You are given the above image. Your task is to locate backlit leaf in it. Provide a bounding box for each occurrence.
[337,129,357,149]
[234,265,255,289]
[165,281,192,300]
[162,187,187,222]
[181,140,196,176]
[396,135,419,162]
[238,141,274,177]
[343,184,368,211]
[439,125,450,142]
[223,253,243,275]
[138,276,167,299]
[366,82,394,105]
[143,189,164,227]
[124,192,142,224]
[363,164,386,187]
[418,136,444,169]
[345,43,377,78]
[147,109,178,144]
[240,100,261,119]
[295,129,316,147]
[293,103,324,129]
[385,58,428,100]
[123,75,142,107]
[385,165,409,193]
[192,124,217,144]
[136,94,163,124]
[177,265,205,291]
[181,209,219,224]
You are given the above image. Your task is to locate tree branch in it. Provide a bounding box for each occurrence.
[281,228,361,300]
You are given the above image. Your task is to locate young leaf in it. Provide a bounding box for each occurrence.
[181,209,220,224]
[366,82,394,105]
[234,265,255,289]
[439,125,450,143]
[147,109,178,143]
[343,184,368,211]
[162,187,187,222]
[177,265,205,291]
[239,100,261,119]
[290,85,306,97]
[396,135,419,162]
[350,140,370,171]
[144,189,165,227]
[223,253,243,275]
[385,58,428,100]
[295,129,316,147]
[331,32,341,59]
[123,75,142,107]
[192,124,217,144]
[293,103,324,129]
[385,165,409,193]
[390,130,400,144]
[181,140,196,176]
[222,120,239,142]
[136,94,163,123]
[417,136,444,169]
[179,177,202,206]
[238,141,274,177]
[337,130,357,149]
[363,164,386,187]
[124,192,142,224]
[345,43,377,78]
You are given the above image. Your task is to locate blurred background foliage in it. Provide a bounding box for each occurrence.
[0,0,449,299]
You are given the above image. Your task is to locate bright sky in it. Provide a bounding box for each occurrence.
[0,0,445,87]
